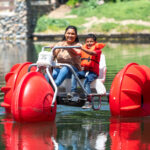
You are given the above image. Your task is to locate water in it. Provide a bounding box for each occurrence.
[0,40,150,149]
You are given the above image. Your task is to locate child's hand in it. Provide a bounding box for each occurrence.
[81,45,85,50]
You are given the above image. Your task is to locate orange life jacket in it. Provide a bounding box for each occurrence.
[81,43,105,75]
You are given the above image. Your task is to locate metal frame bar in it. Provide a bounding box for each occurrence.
[28,46,109,109]
[28,46,89,107]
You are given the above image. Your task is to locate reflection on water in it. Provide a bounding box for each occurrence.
[110,117,150,150]
[1,114,150,150]
[0,115,57,150]
[0,40,150,149]
[0,111,110,150]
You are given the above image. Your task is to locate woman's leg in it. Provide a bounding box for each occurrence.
[45,68,59,83]
[54,66,70,86]
[84,72,98,94]
[45,73,50,83]
[52,68,60,80]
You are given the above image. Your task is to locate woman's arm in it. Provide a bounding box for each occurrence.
[67,43,82,56]
[52,41,63,59]
[53,49,60,58]
[69,48,81,55]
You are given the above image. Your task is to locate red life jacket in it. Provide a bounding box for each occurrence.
[80,43,105,75]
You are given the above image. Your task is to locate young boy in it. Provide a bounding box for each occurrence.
[70,34,105,108]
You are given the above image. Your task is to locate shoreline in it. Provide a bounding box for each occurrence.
[32,33,150,43]
[0,33,150,44]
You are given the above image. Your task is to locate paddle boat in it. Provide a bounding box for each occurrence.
[1,46,150,122]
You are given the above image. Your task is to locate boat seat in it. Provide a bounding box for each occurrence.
[59,53,107,95]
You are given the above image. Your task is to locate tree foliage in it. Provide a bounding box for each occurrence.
[66,0,140,7]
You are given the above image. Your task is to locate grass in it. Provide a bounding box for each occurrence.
[71,0,150,21]
[88,23,120,33]
[123,24,150,32]
[87,23,150,33]
[35,0,150,34]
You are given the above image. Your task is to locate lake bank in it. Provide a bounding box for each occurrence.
[32,33,150,43]
[35,1,150,36]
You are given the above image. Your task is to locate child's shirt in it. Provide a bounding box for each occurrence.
[80,43,105,75]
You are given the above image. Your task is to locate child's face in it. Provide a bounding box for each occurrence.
[85,38,96,48]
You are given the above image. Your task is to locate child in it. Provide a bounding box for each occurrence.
[70,34,105,108]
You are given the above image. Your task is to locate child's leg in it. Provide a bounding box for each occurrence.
[71,70,86,92]
[84,72,98,94]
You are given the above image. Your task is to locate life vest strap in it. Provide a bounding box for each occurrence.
[81,58,99,64]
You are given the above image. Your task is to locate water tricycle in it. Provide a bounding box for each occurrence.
[1,46,150,122]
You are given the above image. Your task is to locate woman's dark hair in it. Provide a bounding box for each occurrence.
[86,34,97,42]
[62,25,79,43]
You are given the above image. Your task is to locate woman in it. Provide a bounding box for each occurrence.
[52,25,81,87]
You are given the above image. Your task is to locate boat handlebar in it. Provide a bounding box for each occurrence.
[41,46,81,53]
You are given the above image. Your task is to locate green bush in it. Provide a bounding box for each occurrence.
[35,16,69,32]
[67,0,97,8]
[67,0,79,7]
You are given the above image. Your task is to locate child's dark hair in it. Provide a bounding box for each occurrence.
[62,25,79,43]
[86,34,97,42]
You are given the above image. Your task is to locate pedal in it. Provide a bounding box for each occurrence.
[87,93,102,111]
[71,96,79,102]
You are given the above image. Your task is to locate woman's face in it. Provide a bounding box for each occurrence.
[65,28,77,44]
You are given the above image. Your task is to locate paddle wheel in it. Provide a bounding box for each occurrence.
[1,62,35,113]
[109,63,150,117]
[0,46,58,122]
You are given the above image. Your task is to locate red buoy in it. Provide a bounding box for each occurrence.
[11,72,56,122]
[109,63,150,117]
